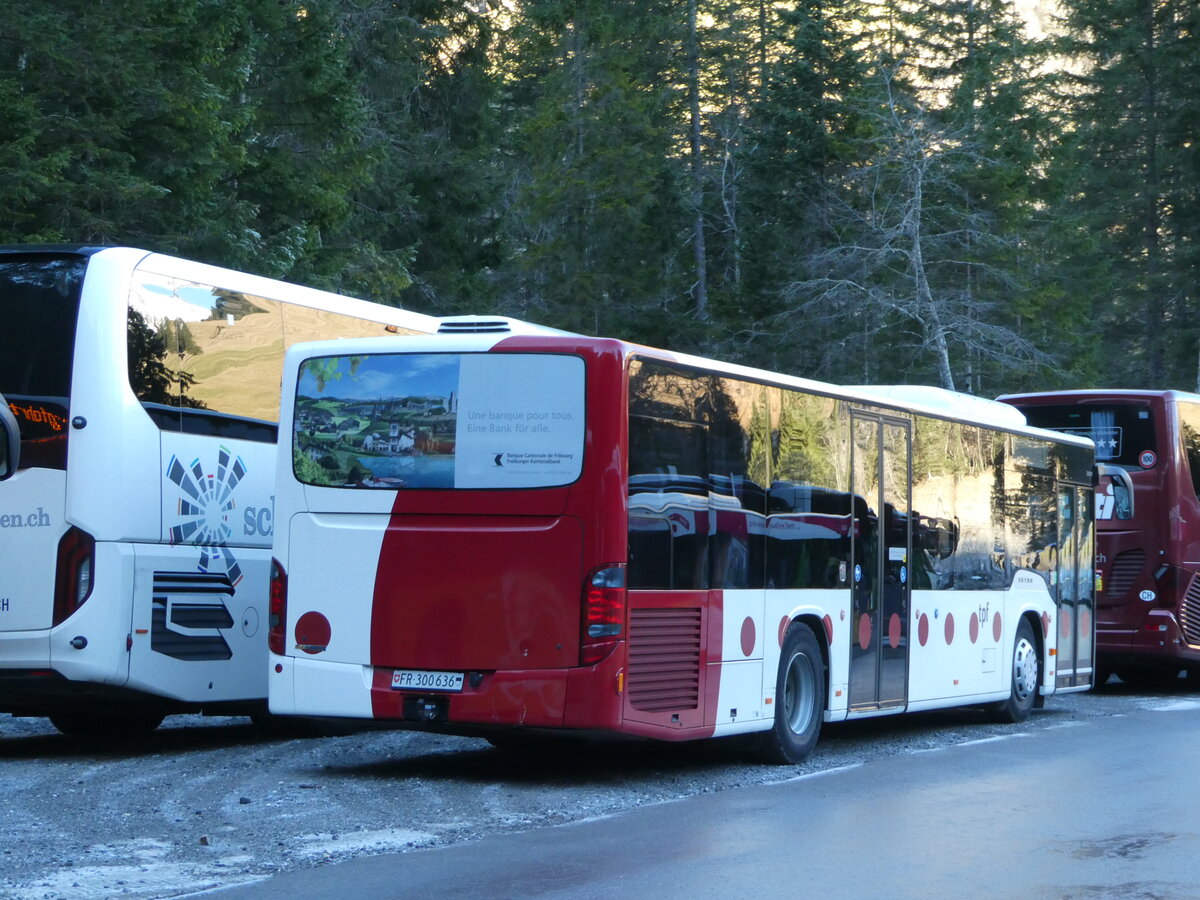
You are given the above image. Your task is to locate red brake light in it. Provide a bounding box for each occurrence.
[53,527,95,626]
[268,558,288,656]
[581,564,626,665]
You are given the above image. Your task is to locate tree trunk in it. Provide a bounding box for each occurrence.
[688,0,708,321]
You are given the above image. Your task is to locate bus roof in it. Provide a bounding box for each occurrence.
[1000,388,1200,405]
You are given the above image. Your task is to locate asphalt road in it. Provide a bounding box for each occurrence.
[2,680,1195,899]
[202,687,1200,900]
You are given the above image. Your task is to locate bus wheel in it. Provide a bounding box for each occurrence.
[989,617,1039,723]
[49,710,165,739]
[758,624,824,764]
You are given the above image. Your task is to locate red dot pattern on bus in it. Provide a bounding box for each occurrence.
[823,614,833,646]
[740,617,756,657]
[295,611,331,655]
[969,612,980,644]
[858,613,871,650]
[888,613,901,649]
[918,613,929,646]
[995,612,1005,642]
[944,612,955,644]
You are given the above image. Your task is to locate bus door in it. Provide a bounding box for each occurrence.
[1056,484,1095,688]
[849,412,911,710]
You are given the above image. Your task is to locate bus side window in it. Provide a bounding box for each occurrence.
[627,415,709,591]
[1178,404,1200,505]
[707,378,769,590]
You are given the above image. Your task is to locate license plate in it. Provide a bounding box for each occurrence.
[390,669,465,692]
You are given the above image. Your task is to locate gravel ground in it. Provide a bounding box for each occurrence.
[0,679,1182,900]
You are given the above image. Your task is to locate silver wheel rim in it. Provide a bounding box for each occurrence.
[783,651,816,735]
[1013,634,1038,703]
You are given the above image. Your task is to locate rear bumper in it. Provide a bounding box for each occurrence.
[1098,609,1200,670]
[270,650,627,734]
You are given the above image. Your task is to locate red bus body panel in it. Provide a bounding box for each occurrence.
[366,337,636,732]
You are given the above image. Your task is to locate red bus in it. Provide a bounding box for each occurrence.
[1002,390,1200,685]
[268,327,1096,763]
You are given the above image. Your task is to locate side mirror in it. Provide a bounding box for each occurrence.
[0,393,19,480]
[1095,463,1134,520]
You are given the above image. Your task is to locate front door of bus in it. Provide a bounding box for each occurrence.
[849,412,911,710]
[1056,484,1095,688]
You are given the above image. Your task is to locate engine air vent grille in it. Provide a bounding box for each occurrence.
[1105,549,1146,601]
[627,607,702,712]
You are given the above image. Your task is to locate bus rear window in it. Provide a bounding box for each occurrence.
[292,352,585,489]
[1020,404,1155,467]
[0,254,86,469]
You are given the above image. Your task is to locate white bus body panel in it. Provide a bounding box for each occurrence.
[1,246,441,713]
[0,468,66,631]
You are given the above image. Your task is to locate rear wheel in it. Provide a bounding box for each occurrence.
[989,617,1039,723]
[758,624,824,764]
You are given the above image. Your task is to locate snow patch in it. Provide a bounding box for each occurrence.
[296,827,438,859]
[0,862,258,900]
[1144,699,1200,713]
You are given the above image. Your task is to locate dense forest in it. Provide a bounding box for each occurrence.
[3,0,1198,396]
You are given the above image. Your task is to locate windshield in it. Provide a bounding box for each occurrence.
[0,254,87,469]
[1019,403,1156,468]
[292,352,586,489]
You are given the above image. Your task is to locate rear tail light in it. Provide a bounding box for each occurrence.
[581,564,626,665]
[268,558,288,656]
[53,527,95,626]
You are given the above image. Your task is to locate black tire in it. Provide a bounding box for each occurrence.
[758,624,824,764]
[989,617,1039,723]
[50,709,165,739]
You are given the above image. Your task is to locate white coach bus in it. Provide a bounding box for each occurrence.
[0,246,439,735]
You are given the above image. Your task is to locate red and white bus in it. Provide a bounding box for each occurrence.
[0,246,440,735]
[1001,390,1200,685]
[269,329,1096,762]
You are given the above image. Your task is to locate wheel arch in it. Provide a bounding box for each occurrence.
[789,613,831,711]
[1020,608,1047,708]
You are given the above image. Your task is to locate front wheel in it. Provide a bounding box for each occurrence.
[758,624,825,764]
[989,617,1039,723]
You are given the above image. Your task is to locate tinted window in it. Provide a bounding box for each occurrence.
[0,254,86,469]
[628,415,710,590]
[1020,403,1155,468]
[910,419,1007,590]
[1177,402,1200,501]
[768,390,850,589]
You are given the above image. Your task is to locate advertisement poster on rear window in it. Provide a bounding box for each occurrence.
[293,352,584,489]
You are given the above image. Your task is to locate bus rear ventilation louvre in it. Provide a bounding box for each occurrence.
[627,607,702,712]
[1106,549,1146,601]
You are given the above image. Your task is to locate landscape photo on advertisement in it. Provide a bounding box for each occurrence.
[292,353,459,488]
